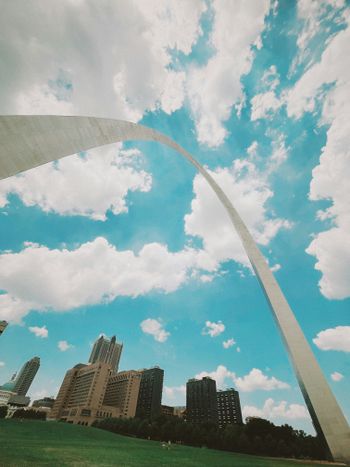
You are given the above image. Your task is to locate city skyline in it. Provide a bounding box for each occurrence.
[0,0,349,445]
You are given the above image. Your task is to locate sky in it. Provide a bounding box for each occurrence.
[0,0,349,434]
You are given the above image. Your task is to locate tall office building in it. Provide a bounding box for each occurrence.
[89,335,123,372]
[0,320,8,336]
[103,370,142,418]
[3,357,40,396]
[186,377,218,425]
[217,388,243,428]
[136,367,164,419]
[52,362,119,425]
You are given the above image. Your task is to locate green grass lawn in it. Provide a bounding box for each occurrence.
[0,419,337,467]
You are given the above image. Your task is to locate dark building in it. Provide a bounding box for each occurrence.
[217,388,243,428]
[32,397,55,409]
[161,404,174,417]
[0,320,8,336]
[89,335,123,372]
[136,367,164,419]
[186,377,218,425]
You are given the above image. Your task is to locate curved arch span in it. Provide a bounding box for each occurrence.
[0,115,349,462]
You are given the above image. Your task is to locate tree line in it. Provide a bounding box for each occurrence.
[93,415,327,460]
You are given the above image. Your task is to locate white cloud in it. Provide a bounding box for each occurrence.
[195,365,236,389]
[163,385,186,403]
[270,263,281,272]
[313,326,350,352]
[185,161,291,269]
[236,347,241,353]
[234,368,290,392]
[186,0,270,146]
[287,18,350,299]
[28,325,48,339]
[251,91,282,121]
[261,65,280,91]
[203,320,225,337]
[0,1,206,121]
[331,371,344,382]
[58,340,73,352]
[140,318,170,343]
[223,338,236,349]
[243,398,310,421]
[0,145,151,221]
[195,365,289,392]
[0,361,5,368]
[0,237,210,323]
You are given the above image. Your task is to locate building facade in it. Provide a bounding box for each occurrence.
[0,320,8,336]
[32,397,55,409]
[89,335,123,372]
[103,370,141,418]
[161,405,174,417]
[136,367,164,419]
[0,357,40,397]
[217,388,243,428]
[52,362,119,426]
[186,377,218,425]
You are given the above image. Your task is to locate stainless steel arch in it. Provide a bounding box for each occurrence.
[0,115,349,462]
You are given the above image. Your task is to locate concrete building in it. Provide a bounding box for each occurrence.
[0,389,15,406]
[1,115,349,462]
[1,357,40,397]
[173,406,186,419]
[0,320,8,336]
[32,397,55,409]
[186,377,218,425]
[136,367,164,419]
[161,404,175,417]
[89,335,123,372]
[103,370,141,418]
[217,388,242,428]
[52,362,119,426]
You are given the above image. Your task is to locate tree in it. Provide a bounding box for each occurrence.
[0,405,8,418]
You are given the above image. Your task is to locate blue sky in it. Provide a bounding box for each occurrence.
[0,0,349,433]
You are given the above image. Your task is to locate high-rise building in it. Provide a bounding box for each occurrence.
[1,357,40,396]
[89,335,123,372]
[136,367,164,419]
[103,370,141,418]
[186,377,218,425]
[0,320,8,336]
[217,388,242,428]
[52,362,119,425]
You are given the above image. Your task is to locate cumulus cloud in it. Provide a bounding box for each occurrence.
[140,318,170,343]
[28,325,48,339]
[331,371,344,382]
[250,91,282,121]
[186,0,270,146]
[0,145,152,221]
[0,361,5,368]
[58,340,73,352]
[287,16,350,299]
[195,365,289,392]
[203,320,225,337]
[234,368,290,392]
[185,160,291,269]
[163,385,186,404]
[313,326,350,352]
[0,1,206,121]
[223,338,236,349]
[243,398,309,421]
[0,237,212,323]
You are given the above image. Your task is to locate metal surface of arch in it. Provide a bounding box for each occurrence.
[0,115,349,462]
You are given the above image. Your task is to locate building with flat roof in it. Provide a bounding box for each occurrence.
[89,335,123,372]
[52,362,119,426]
[136,367,164,419]
[103,370,141,418]
[186,377,218,425]
[217,388,242,428]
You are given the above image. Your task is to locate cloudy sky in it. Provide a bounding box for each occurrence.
[0,0,349,433]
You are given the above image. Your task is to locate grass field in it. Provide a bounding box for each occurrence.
[0,419,338,467]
